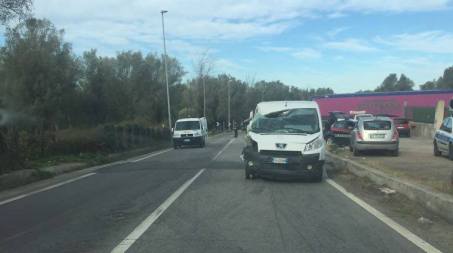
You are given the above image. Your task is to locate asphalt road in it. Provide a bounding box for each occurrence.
[0,133,427,253]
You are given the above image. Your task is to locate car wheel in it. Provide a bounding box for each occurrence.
[353,146,360,156]
[391,149,399,157]
[173,144,178,149]
[312,167,323,182]
[406,132,411,138]
[449,143,453,161]
[433,141,441,156]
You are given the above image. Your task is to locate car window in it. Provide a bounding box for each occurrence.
[363,120,392,130]
[394,118,408,124]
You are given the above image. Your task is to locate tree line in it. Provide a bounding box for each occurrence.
[0,18,334,172]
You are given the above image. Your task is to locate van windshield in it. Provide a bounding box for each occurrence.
[250,108,320,134]
[175,121,200,131]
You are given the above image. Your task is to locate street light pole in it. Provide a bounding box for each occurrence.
[227,79,231,131]
[203,75,206,117]
[161,10,172,131]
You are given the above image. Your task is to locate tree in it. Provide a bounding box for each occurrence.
[375,73,413,92]
[395,74,414,91]
[0,18,80,130]
[418,66,453,90]
[375,73,398,92]
[0,0,32,24]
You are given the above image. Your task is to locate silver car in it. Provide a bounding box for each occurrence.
[350,117,399,156]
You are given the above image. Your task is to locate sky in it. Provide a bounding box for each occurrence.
[8,0,453,93]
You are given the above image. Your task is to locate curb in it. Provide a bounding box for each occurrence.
[326,152,453,223]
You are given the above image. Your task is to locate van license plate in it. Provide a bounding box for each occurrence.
[184,139,190,142]
[370,134,385,139]
[272,157,288,164]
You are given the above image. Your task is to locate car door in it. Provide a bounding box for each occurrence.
[437,118,452,151]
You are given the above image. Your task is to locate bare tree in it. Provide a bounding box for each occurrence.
[192,50,214,117]
[0,0,32,25]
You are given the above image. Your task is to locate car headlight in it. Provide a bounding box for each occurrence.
[304,137,324,152]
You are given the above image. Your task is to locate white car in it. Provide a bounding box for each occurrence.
[242,101,325,181]
[353,113,373,122]
[433,116,453,160]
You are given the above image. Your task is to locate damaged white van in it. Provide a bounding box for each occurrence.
[243,101,325,181]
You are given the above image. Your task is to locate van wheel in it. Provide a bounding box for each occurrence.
[434,141,441,156]
[312,167,323,182]
[245,169,255,180]
[449,143,453,161]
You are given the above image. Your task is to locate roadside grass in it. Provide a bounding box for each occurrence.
[0,141,172,192]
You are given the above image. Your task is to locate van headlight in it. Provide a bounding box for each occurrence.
[304,137,324,152]
[193,132,201,137]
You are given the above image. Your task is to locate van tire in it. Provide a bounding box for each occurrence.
[312,167,323,182]
[434,141,441,156]
[449,143,453,161]
[245,169,254,180]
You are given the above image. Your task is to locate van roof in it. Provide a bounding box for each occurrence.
[256,101,319,115]
[176,118,200,122]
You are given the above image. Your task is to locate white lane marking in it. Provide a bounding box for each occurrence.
[212,138,235,161]
[131,148,172,162]
[326,179,442,253]
[111,168,205,253]
[0,173,96,206]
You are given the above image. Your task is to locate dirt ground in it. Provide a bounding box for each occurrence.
[330,137,453,194]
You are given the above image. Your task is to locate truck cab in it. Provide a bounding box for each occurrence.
[242,101,325,181]
[173,117,208,149]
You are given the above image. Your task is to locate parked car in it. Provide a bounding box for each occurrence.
[375,113,398,119]
[433,116,453,160]
[242,101,325,181]
[325,119,355,146]
[326,111,348,131]
[352,113,373,122]
[394,118,411,137]
[350,116,399,156]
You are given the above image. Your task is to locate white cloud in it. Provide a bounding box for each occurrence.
[375,31,453,53]
[33,0,452,54]
[326,27,349,37]
[324,38,378,52]
[258,45,321,60]
[292,48,322,60]
[257,46,293,52]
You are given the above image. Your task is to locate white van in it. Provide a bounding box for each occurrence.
[243,101,325,181]
[173,117,208,148]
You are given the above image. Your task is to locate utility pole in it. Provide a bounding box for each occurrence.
[160,10,172,131]
[203,75,206,117]
[228,79,231,130]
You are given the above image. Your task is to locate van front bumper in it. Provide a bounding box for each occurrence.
[242,147,324,178]
[173,136,203,146]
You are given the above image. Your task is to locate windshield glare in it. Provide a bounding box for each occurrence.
[250,108,319,134]
[175,121,200,131]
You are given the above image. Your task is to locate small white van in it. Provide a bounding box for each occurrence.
[243,101,325,181]
[172,117,208,148]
